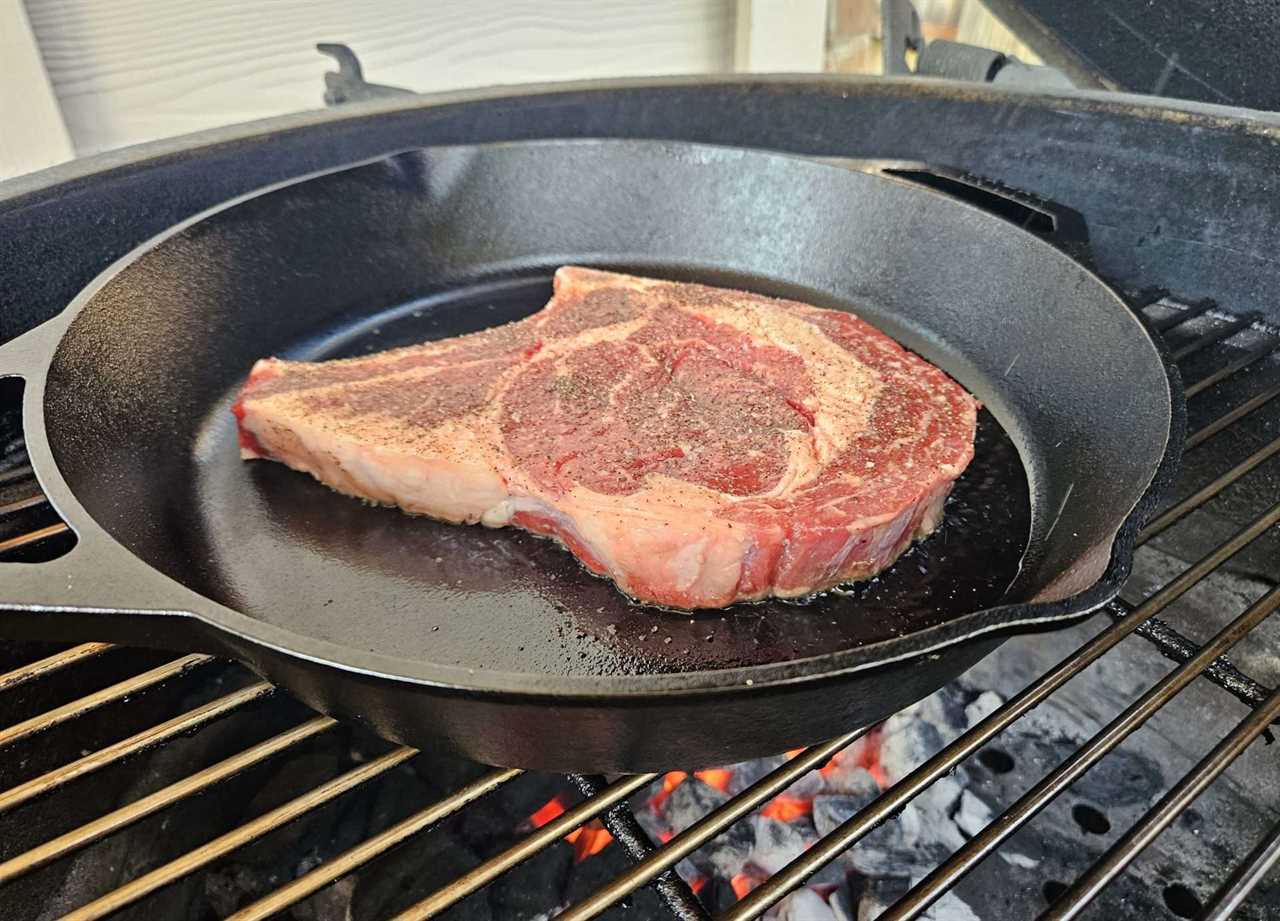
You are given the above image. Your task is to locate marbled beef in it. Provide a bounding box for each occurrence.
[234,267,977,609]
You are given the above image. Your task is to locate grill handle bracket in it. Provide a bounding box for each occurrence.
[831,159,1093,267]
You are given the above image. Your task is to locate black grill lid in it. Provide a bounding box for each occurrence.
[984,0,1280,110]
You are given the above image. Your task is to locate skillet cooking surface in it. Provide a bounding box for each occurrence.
[195,276,1031,676]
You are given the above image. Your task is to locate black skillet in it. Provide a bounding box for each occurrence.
[0,141,1180,772]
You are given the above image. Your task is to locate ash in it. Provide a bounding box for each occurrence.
[637,680,1009,920]
[634,545,1280,921]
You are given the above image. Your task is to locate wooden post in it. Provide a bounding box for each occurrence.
[735,0,829,72]
[0,0,73,179]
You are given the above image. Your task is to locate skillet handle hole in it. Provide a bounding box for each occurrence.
[0,377,76,563]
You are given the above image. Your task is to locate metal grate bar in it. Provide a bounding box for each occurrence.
[0,464,33,488]
[0,643,113,693]
[1170,314,1259,361]
[1186,379,1280,449]
[0,653,213,748]
[0,298,1272,921]
[0,714,333,884]
[59,745,418,921]
[879,583,1280,921]
[1108,600,1275,713]
[1185,337,1280,398]
[231,766,524,921]
[1200,818,1280,921]
[716,502,1280,920]
[0,494,47,518]
[388,773,652,921]
[558,731,863,920]
[568,773,712,921]
[1043,685,1280,920]
[0,522,68,554]
[0,680,273,815]
[1149,298,1213,332]
[1138,434,1280,543]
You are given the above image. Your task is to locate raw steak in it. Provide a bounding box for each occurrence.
[234,267,978,609]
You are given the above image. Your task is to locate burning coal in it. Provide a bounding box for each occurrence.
[527,683,1012,918]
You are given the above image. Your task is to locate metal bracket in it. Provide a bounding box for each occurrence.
[881,0,923,75]
[316,43,416,107]
[881,0,1073,90]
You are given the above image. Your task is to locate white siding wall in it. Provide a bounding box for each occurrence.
[23,0,736,156]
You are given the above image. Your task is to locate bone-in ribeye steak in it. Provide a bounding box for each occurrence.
[234,267,978,609]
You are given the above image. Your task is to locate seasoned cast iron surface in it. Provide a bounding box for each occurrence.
[194,277,1030,676]
[12,141,1173,767]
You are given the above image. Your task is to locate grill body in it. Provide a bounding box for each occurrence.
[1,77,1279,920]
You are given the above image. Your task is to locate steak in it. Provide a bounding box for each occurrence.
[234,267,978,609]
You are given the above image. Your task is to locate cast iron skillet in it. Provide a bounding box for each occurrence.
[0,141,1180,772]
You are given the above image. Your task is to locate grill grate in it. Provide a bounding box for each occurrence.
[1,298,1278,920]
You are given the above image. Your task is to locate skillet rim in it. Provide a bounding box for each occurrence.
[8,138,1184,699]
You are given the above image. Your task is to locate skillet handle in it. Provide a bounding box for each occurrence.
[845,160,1093,267]
[0,324,201,646]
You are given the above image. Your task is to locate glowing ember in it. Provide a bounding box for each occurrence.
[759,795,813,823]
[529,793,568,828]
[568,823,614,862]
[694,768,733,792]
[519,684,1001,921]
[528,730,888,873]
[650,770,688,811]
[527,792,615,863]
[864,727,889,788]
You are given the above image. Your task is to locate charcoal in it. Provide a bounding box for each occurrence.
[204,864,277,917]
[856,876,912,921]
[918,889,981,921]
[813,795,921,851]
[814,799,925,878]
[910,777,968,853]
[775,887,838,921]
[727,756,787,794]
[695,818,755,878]
[751,815,807,874]
[963,690,1004,728]
[794,818,846,887]
[664,777,727,833]
[918,776,963,814]
[832,735,873,772]
[997,850,1041,869]
[293,876,357,921]
[725,758,824,800]
[675,856,701,885]
[829,884,855,921]
[953,790,994,838]
[824,763,880,798]
[784,767,827,800]
[849,845,939,880]
[642,774,671,804]
[813,793,869,838]
[916,684,973,743]
[634,804,671,844]
[1071,748,1163,807]
[878,716,945,785]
